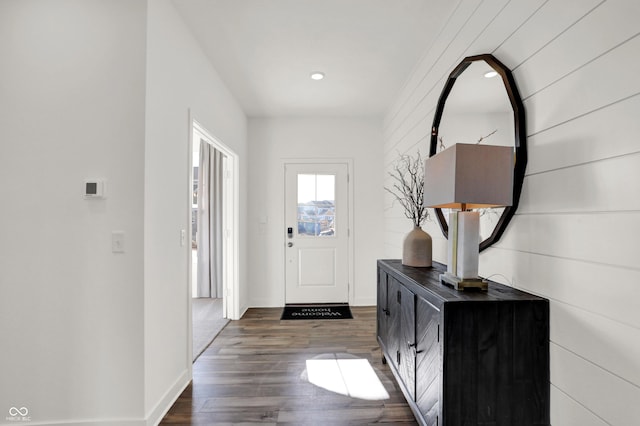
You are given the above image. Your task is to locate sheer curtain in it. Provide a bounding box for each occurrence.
[197,140,224,298]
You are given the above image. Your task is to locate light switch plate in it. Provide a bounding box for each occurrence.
[112,231,125,253]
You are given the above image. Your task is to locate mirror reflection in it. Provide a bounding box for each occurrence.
[436,60,513,241]
[430,54,527,251]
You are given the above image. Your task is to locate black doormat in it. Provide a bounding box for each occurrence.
[280,304,353,320]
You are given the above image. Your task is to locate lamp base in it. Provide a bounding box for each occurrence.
[439,272,488,291]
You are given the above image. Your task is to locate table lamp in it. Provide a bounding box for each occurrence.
[424,143,513,290]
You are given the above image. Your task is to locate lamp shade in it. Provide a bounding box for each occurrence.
[424,143,513,209]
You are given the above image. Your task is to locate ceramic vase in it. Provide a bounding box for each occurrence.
[402,226,432,267]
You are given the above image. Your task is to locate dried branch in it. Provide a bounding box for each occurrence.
[438,128,498,150]
[476,129,498,144]
[384,151,429,228]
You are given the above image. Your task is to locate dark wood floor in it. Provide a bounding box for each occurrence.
[161,306,417,425]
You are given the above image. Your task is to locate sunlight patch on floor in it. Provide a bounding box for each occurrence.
[305,358,390,400]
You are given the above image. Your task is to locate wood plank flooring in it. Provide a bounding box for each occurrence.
[192,298,228,361]
[161,306,417,425]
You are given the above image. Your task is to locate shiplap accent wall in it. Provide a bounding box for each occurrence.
[382,0,640,424]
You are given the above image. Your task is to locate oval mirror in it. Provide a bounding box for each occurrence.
[429,54,527,251]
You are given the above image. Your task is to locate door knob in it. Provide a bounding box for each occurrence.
[288,242,294,247]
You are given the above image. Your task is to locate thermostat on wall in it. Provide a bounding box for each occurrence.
[84,179,105,199]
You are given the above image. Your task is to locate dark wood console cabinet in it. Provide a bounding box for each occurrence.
[377,260,549,426]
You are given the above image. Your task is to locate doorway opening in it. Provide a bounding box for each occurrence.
[190,119,240,360]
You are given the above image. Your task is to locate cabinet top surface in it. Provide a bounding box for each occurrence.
[378,259,547,303]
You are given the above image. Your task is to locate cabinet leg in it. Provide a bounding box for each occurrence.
[382,355,387,365]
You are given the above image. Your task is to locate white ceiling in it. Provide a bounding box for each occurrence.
[172,0,458,118]
[445,61,513,114]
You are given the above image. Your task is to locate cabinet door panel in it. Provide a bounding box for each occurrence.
[416,296,441,425]
[387,276,401,370]
[376,269,389,345]
[399,285,416,400]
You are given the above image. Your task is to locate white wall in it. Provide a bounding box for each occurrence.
[0,1,248,424]
[144,0,248,422]
[0,0,147,424]
[383,0,640,424]
[248,118,384,307]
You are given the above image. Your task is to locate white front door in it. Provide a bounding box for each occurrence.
[285,163,349,304]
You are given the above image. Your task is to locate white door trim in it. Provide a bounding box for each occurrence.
[281,158,354,305]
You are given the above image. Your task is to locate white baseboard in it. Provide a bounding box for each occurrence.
[352,298,376,306]
[145,368,191,426]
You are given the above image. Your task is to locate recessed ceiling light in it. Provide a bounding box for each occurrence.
[484,70,498,78]
[310,72,325,81]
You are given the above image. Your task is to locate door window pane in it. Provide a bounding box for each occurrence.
[297,174,335,237]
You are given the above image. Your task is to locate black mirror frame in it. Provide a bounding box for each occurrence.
[429,54,527,252]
